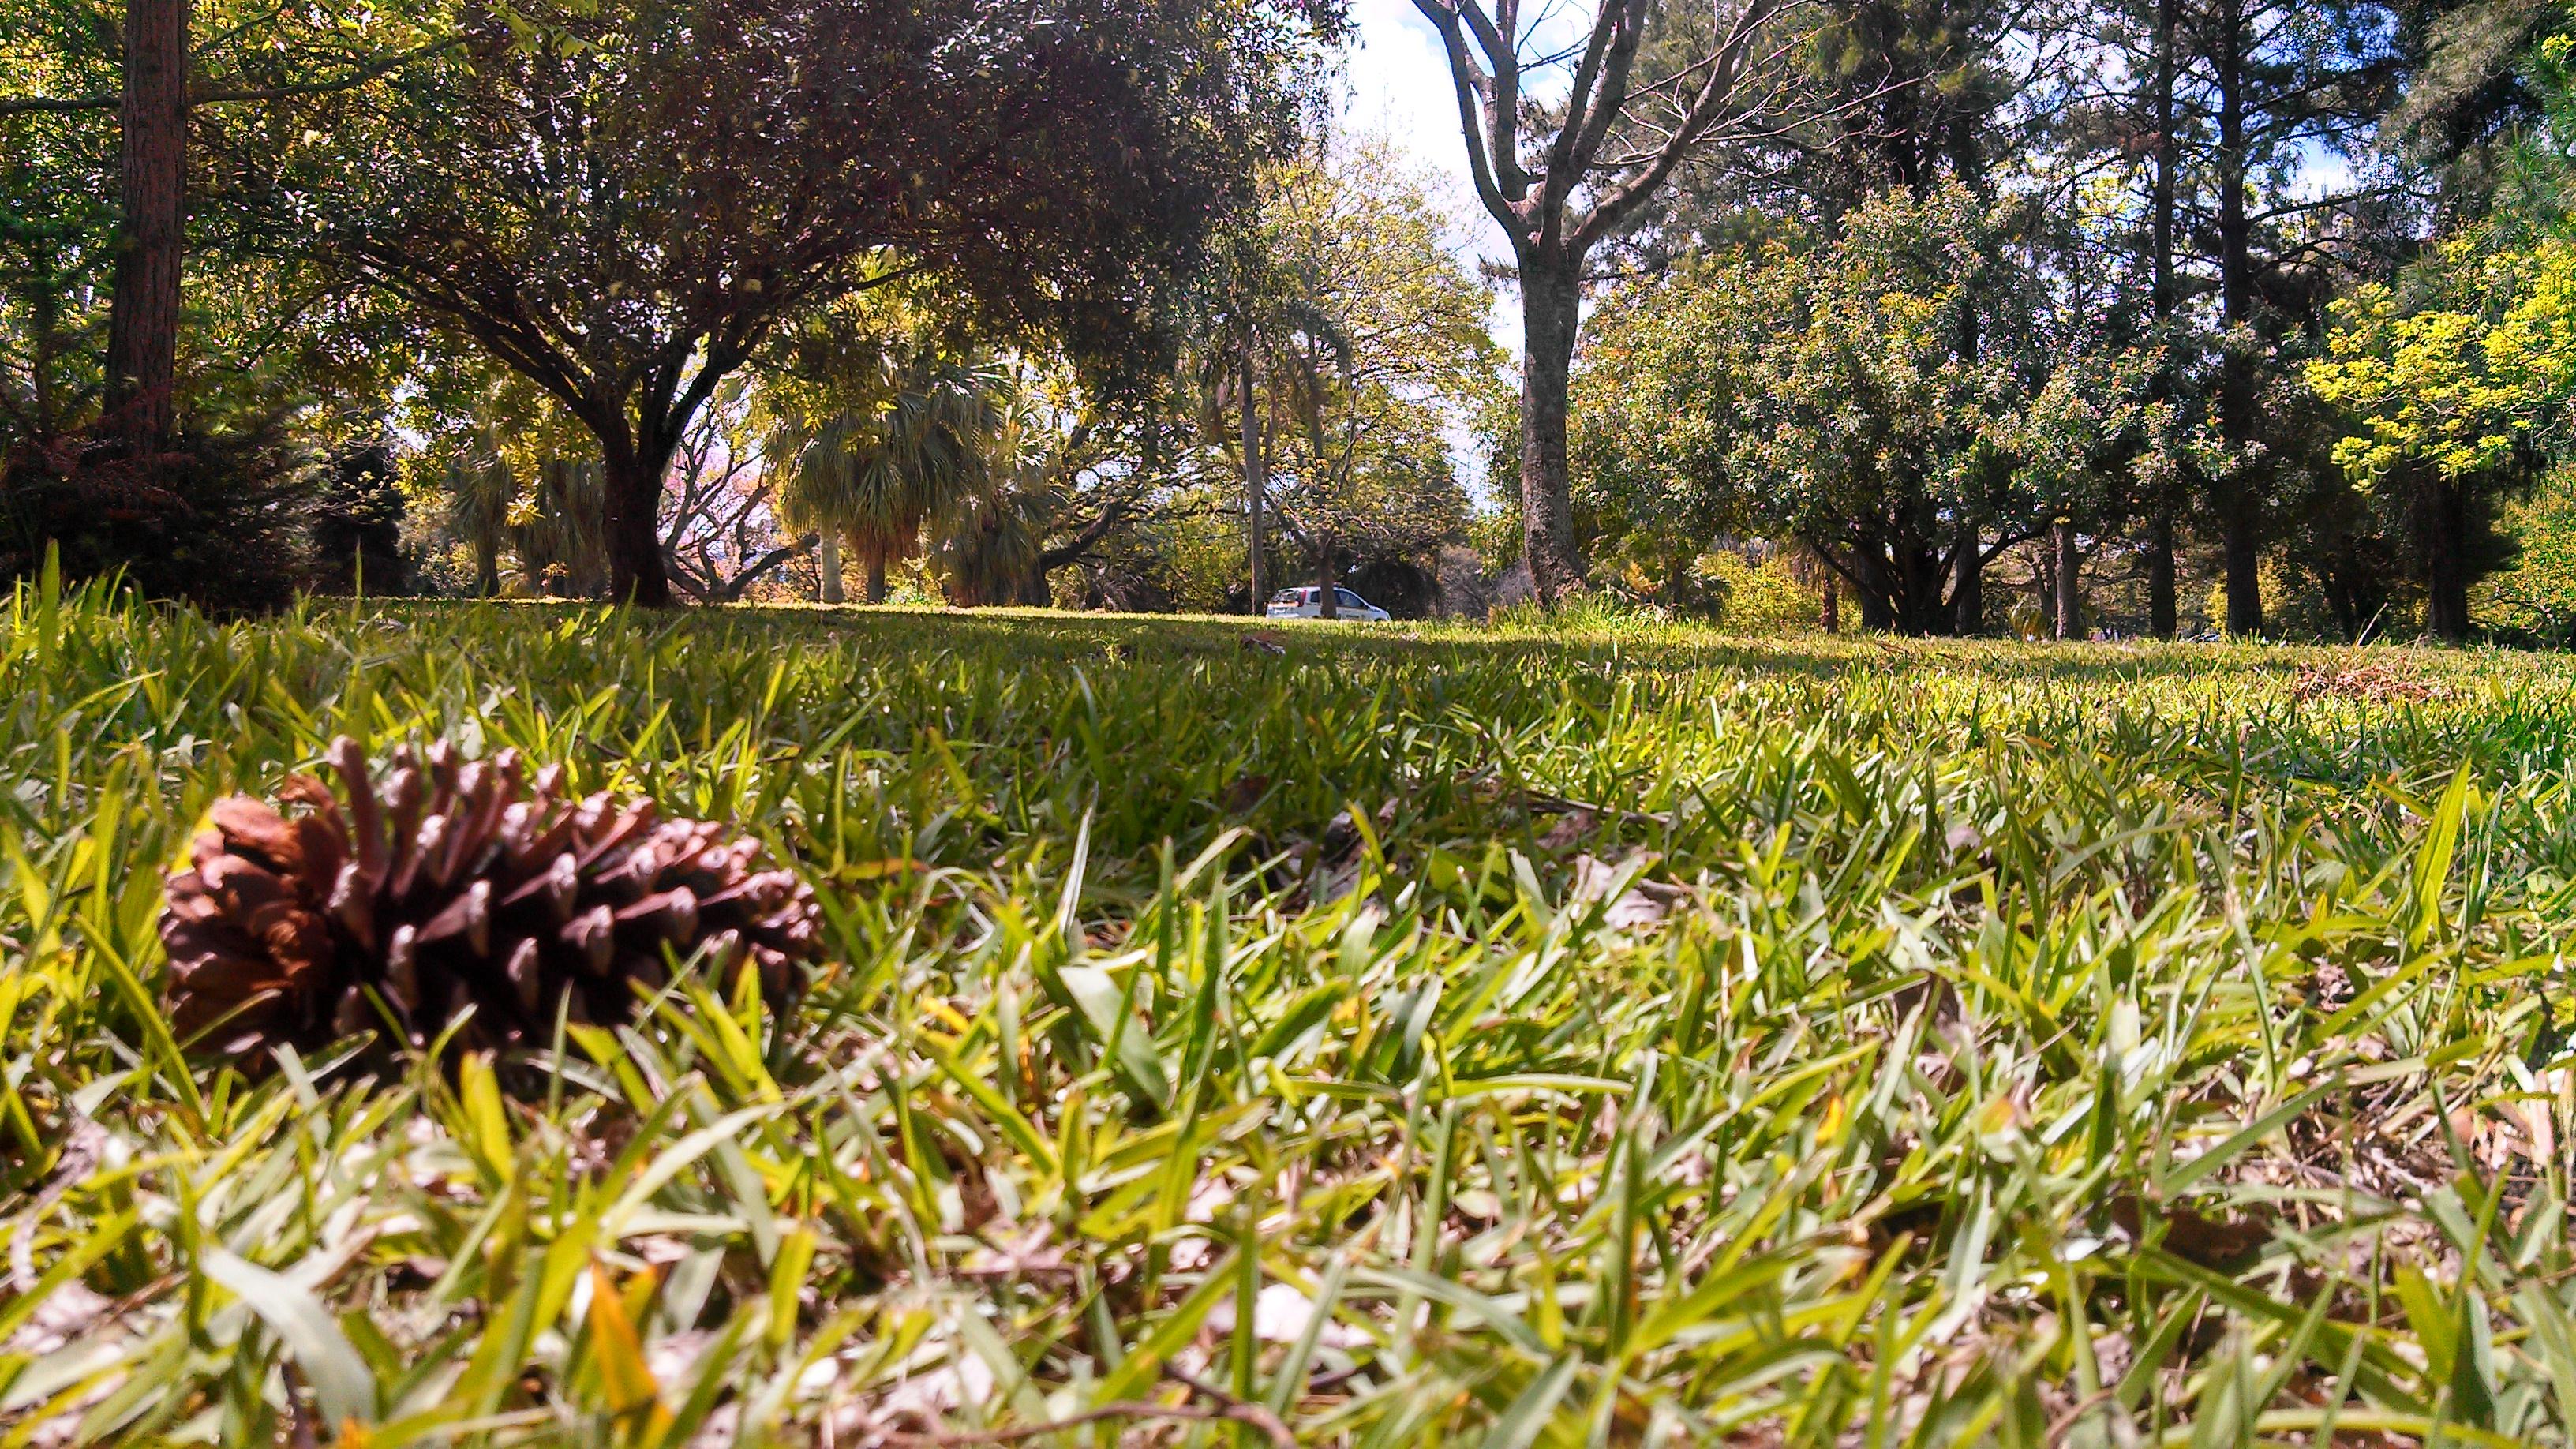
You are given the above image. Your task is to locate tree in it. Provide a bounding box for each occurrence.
[1574,185,2163,633]
[99,0,187,447]
[235,0,1328,605]
[759,316,1005,605]
[1203,140,1496,616]
[7,0,460,451]
[927,362,1199,608]
[1413,0,1803,606]
[2186,0,2404,633]
[657,380,811,604]
[1736,189,2039,631]
[2308,230,2576,636]
[928,388,1060,608]
[440,446,512,597]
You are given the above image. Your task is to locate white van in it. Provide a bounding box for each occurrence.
[1266,586,1391,621]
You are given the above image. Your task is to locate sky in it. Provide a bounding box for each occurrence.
[1339,2,1503,271]
[1337,2,1519,500]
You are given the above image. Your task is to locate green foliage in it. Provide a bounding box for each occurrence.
[2308,231,2576,485]
[1190,136,1496,597]
[1704,549,1829,632]
[1575,185,2162,630]
[2475,463,2576,642]
[759,309,1008,598]
[1252,140,1496,538]
[8,595,2576,1440]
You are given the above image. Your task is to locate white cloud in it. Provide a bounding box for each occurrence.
[1337,2,1504,268]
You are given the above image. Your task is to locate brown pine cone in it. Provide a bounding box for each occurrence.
[160,736,820,1070]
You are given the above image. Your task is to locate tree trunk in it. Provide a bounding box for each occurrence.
[2147,0,2180,641]
[601,444,674,606]
[817,530,844,605]
[2054,521,2084,640]
[1241,341,1267,614]
[2214,3,2263,637]
[1855,547,1895,631]
[1518,257,1589,608]
[2221,524,2260,636]
[1821,577,1839,634]
[865,551,888,605]
[102,0,190,448]
[2416,470,2473,641]
[2147,508,2177,639]
[474,543,499,598]
[1952,521,1983,635]
[1889,526,1948,635]
[1316,537,1338,619]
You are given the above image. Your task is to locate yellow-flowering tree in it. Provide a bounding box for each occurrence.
[2308,234,2576,637]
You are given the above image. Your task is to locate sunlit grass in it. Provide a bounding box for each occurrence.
[4,580,2575,1444]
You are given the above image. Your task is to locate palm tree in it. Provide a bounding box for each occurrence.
[443,440,516,597]
[516,458,611,597]
[930,394,1056,607]
[763,345,1005,605]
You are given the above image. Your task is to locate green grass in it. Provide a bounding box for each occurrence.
[6,582,2576,1445]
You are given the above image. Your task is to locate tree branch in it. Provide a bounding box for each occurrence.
[0,36,466,118]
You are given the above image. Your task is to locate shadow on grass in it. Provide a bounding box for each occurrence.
[360,597,2544,693]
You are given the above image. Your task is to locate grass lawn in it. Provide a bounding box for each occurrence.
[5,587,2576,1445]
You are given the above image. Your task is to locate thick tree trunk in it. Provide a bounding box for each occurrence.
[2416,470,2473,641]
[1518,257,1589,607]
[103,0,190,447]
[817,530,844,604]
[2221,525,2261,636]
[2147,509,2177,639]
[1855,547,1896,631]
[2147,0,2180,640]
[864,552,888,605]
[1241,343,1267,613]
[1881,496,1945,635]
[2214,5,2263,637]
[1316,536,1338,619]
[2054,522,2083,640]
[601,444,674,606]
[1820,578,1839,634]
[1952,522,1983,635]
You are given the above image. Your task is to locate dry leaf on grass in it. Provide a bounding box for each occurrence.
[1207,1282,1368,1349]
[1570,852,1691,929]
[2290,663,2448,705]
[2110,1194,2270,1268]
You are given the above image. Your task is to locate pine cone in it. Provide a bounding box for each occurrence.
[160,736,820,1070]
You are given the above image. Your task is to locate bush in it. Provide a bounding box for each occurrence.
[0,417,320,613]
[1704,549,1825,634]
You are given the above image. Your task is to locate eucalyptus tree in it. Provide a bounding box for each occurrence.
[1412,0,1810,605]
